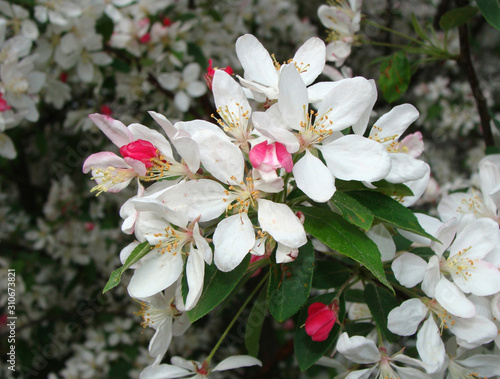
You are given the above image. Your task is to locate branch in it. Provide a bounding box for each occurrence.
[457,1,494,147]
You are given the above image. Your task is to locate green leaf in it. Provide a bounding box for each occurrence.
[296,207,392,292]
[268,241,315,322]
[332,191,374,231]
[411,14,428,41]
[245,286,268,357]
[364,283,400,342]
[186,256,250,323]
[188,42,208,69]
[95,14,114,42]
[103,242,151,293]
[312,260,351,290]
[475,0,500,31]
[335,179,414,197]
[440,6,478,30]
[349,191,438,241]
[294,293,346,370]
[378,52,411,103]
[345,322,375,337]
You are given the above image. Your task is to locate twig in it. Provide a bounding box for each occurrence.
[457,8,494,147]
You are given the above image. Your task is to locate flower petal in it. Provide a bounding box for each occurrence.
[293,151,336,202]
[336,332,380,364]
[319,135,391,182]
[88,113,133,147]
[388,298,428,336]
[214,213,255,272]
[213,355,262,371]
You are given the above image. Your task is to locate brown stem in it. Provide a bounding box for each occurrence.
[456,1,494,147]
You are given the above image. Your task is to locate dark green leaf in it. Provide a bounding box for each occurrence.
[345,322,375,337]
[296,207,392,292]
[364,283,400,342]
[187,255,250,322]
[268,241,315,322]
[245,287,268,357]
[294,293,346,370]
[378,52,411,103]
[312,260,351,290]
[95,14,114,42]
[349,191,438,241]
[477,0,500,31]
[332,191,374,231]
[440,6,478,30]
[103,242,151,293]
[335,179,414,197]
[188,42,208,69]
[345,288,365,303]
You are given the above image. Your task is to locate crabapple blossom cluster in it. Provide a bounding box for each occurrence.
[83,31,440,377]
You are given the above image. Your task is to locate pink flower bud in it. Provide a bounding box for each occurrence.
[100,105,112,116]
[119,139,158,167]
[305,301,338,342]
[139,32,151,44]
[249,141,293,173]
[204,59,233,90]
[0,93,11,112]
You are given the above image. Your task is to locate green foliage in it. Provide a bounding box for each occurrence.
[245,286,268,357]
[331,191,374,231]
[294,293,345,370]
[476,0,500,31]
[312,260,351,290]
[349,191,438,241]
[186,255,250,322]
[103,242,151,293]
[364,283,399,342]
[296,207,392,292]
[378,52,411,103]
[268,241,315,322]
[439,6,478,31]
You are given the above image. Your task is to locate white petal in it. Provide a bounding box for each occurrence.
[214,214,255,272]
[149,317,172,358]
[158,179,226,222]
[421,256,441,298]
[448,218,499,260]
[370,104,419,144]
[336,333,380,364]
[391,253,427,288]
[388,298,428,336]
[139,363,191,379]
[319,135,391,182]
[430,217,459,257]
[293,151,336,202]
[88,113,133,147]
[385,154,429,183]
[293,37,325,85]
[0,133,16,159]
[236,34,278,88]
[399,164,431,207]
[434,278,476,318]
[457,354,500,377]
[213,355,262,371]
[275,243,299,263]
[317,77,375,131]
[77,61,94,83]
[451,260,500,296]
[416,317,446,374]
[190,129,245,184]
[213,70,250,123]
[82,151,129,173]
[127,253,184,298]
[366,224,395,261]
[184,248,205,310]
[257,199,307,248]
[352,79,377,136]
[450,314,498,346]
[252,111,299,153]
[278,64,308,131]
[174,91,191,112]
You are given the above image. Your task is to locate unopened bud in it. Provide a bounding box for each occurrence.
[305,301,338,342]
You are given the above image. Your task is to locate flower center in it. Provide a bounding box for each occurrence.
[90,166,137,196]
[442,246,476,280]
[223,175,259,214]
[212,104,251,146]
[298,106,333,151]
